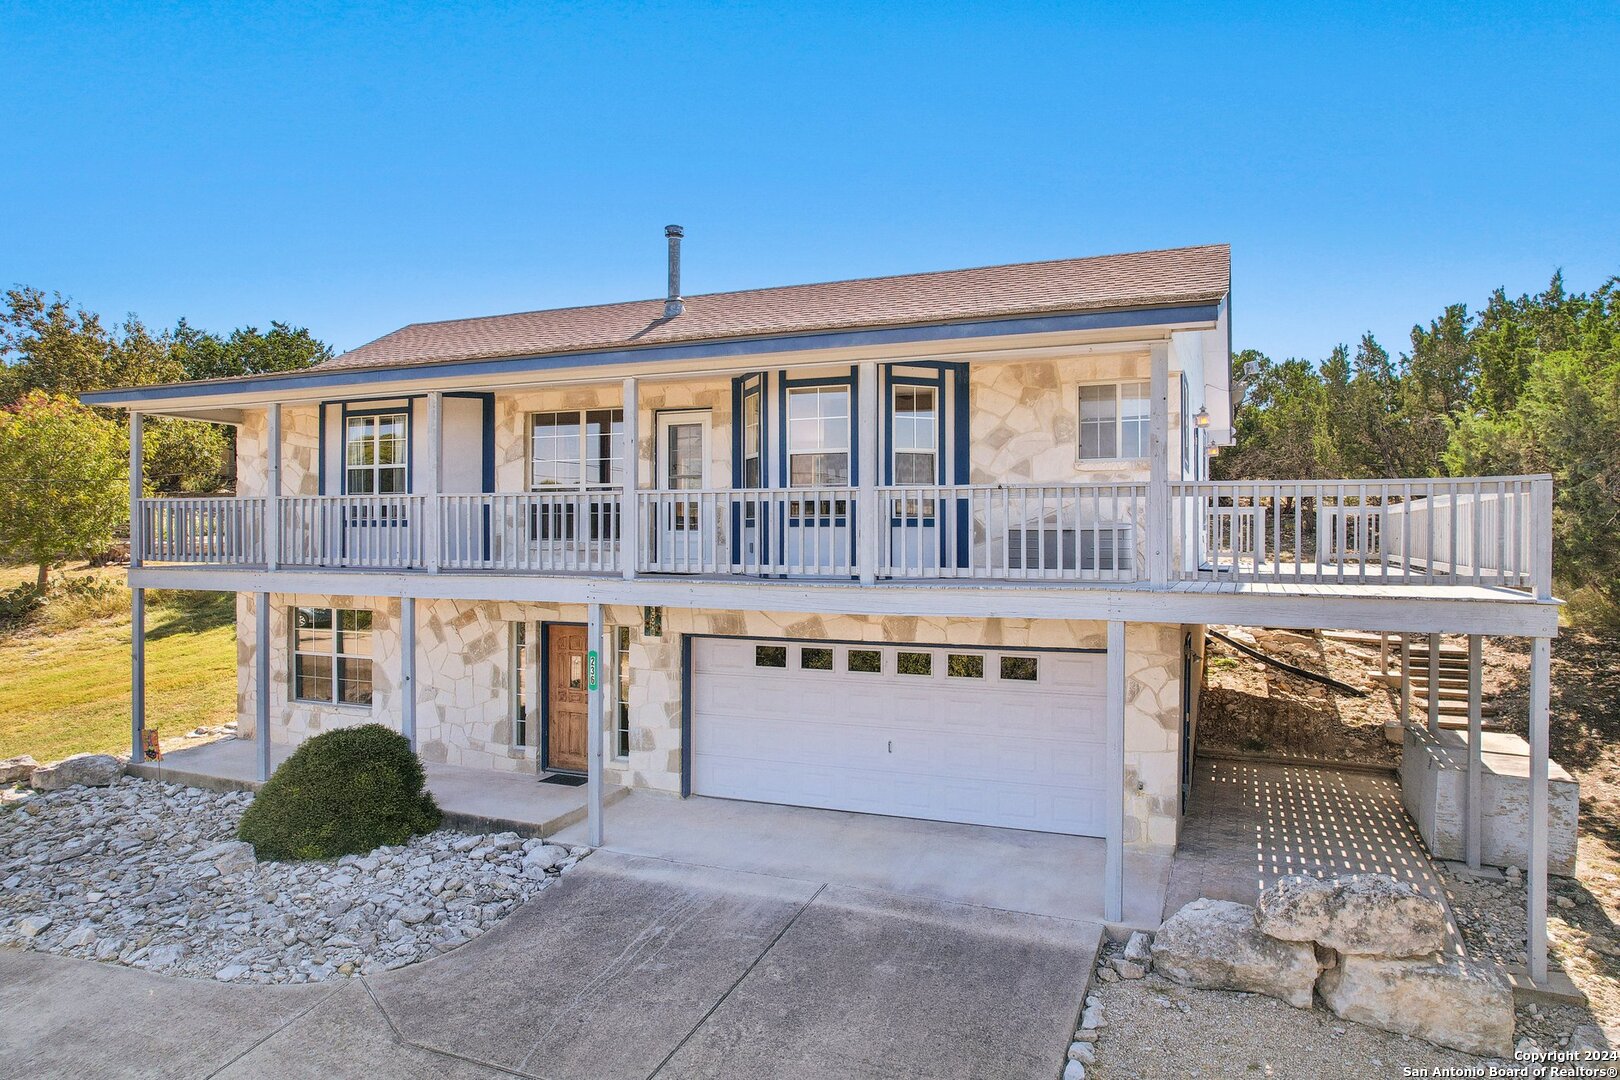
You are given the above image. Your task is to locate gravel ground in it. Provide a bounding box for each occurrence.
[0,775,587,984]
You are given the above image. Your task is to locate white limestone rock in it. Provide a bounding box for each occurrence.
[1256,874,1447,959]
[1122,930,1153,966]
[0,755,38,785]
[29,754,122,791]
[1317,952,1514,1057]
[1151,898,1322,1008]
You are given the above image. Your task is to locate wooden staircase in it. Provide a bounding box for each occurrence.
[1321,630,1504,735]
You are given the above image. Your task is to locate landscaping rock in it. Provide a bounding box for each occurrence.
[1256,873,1447,959]
[0,755,38,784]
[1317,952,1514,1057]
[1151,898,1322,1008]
[29,754,122,791]
[1121,930,1153,966]
[0,774,589,984]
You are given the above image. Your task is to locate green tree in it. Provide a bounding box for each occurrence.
[172,319,332,381]
[145,419,229,493]
[0,392,129,587]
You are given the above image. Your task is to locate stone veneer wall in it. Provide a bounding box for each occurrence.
[236,405,321,497]
[238,600,1188,850]
[969,355,1187,484]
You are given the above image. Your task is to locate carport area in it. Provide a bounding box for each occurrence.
[552,790,1173,927]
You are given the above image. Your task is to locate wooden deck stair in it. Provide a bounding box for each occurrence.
[1322,630,1504,736]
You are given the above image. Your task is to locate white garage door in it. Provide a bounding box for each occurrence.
[690,637,1109,835]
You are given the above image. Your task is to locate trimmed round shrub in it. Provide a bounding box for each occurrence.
[238,724,441,860]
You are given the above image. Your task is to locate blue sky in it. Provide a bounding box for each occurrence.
[4,2,1616,363]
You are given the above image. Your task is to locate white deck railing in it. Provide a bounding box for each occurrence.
[1170,477,1552,593]
[877,483,1147,582]
[133,475,1553,594]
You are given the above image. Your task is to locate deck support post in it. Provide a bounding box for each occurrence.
[622,377,639,579]
[255,591,271,782]
[1104,619,1127,923]
[1427,632,1442,734]
[858,360,879,585]
[266,403,282,570]
[1465,634,1483,870]
[1148,342,1170,587]
[1527,635,1551,984]
[129,412,145,764]
[1399,633,1411,730]
[401,596,417,750]
[131,588,146,764]
[586,602,605,848]
[425,392,442,573]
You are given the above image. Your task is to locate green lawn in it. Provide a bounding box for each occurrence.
[0,564,238,763]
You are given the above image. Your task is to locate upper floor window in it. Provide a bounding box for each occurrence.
[345,413,408,494]
[531,409,624,490]
[787,386,849,486]
[292,607,373,706]
[892,386,937,484]
[1078,382,1149,460]
[741,387,763,488]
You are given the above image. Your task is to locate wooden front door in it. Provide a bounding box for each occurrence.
[545,624,589,773]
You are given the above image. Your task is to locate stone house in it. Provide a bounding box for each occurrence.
[84,236,1560,975]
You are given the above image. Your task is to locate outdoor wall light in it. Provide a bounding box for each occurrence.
[1195,407,1211,429]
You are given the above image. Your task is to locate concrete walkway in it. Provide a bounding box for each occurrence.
[0,851,1101,1079]
[1165,755,1464,951]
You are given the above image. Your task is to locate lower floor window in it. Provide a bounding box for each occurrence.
[614,627,632,759]
[292,607,374,706]
[512,622,530,747]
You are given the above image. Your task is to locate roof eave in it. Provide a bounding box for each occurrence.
[81,298,1226,411]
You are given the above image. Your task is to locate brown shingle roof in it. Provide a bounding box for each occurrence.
[320,243,1229,372]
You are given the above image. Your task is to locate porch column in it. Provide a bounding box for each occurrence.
[131,588,145,763]
[1104,620,1126,923]
[1527,635,1552,984]
[1147,342,1170,587]
[621,377,639,579]
[129,412,145,764]
[586,602,605,847]
[1466,634,1483,869]
[255,592,271,782]
[400,596,417,749]
[266,403,282,570]
[1427,633,1442,735]
[129,411,143,569]
[857,360,879,585]
[1399,633,1412,729]
[425,392,442,573]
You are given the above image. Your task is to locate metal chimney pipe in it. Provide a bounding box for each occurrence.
[664,225,685,318]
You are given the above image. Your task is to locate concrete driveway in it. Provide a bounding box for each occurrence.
[1,850,1100,1079]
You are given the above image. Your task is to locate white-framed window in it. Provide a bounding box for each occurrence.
[786,386,850,486]
[1077,382,1150,460]
[511,622,530,748]
[345,413,408,494]
[742,389,763,488]
[530,409,624,490]
[891,385,938,484]
[292,607,374,706]
[613,626,631,760]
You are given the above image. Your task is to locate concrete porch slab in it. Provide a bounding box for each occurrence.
[127,737,625,838]
[553,790,1171,928]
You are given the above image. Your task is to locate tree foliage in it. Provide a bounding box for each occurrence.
[1217,273,1620,617]
[0,287,331,494]
[0,392,129,586]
